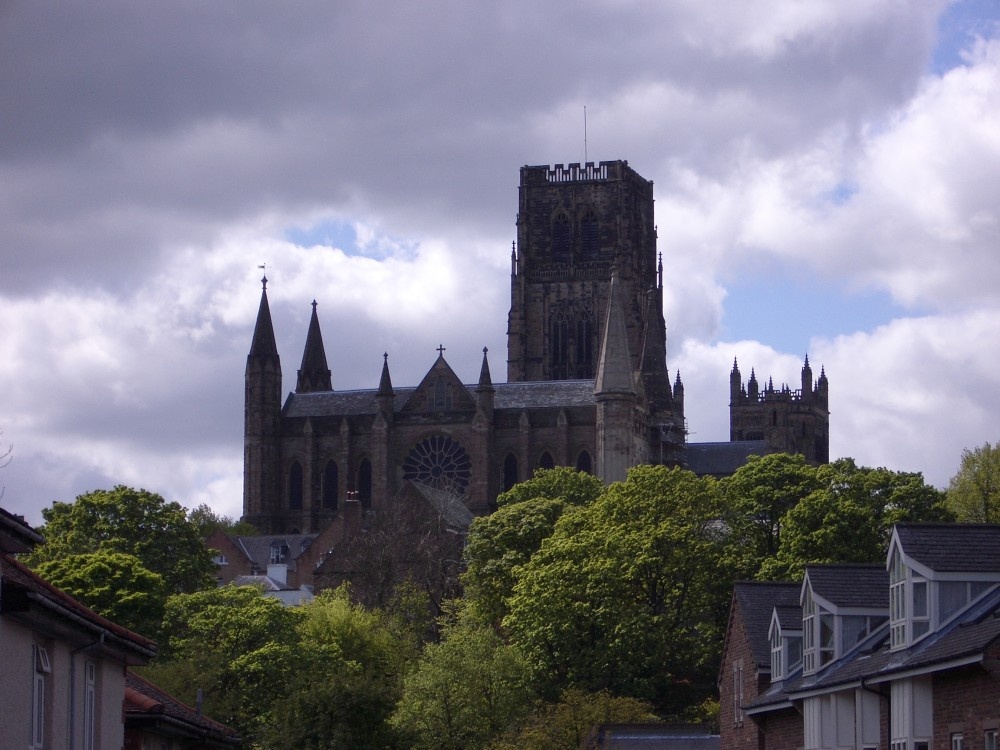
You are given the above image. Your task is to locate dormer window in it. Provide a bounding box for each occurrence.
[803,588,832,674]
[270,541,289,564]
[769,615,803,682]
[890,548,930,649]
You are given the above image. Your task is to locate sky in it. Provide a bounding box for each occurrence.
[2,1,999,525]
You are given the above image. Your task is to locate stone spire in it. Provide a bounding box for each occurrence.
[248,277,279,367]
[296,301,332,393]
[377,352,393,397]
[595,274,636,398]
[477,347,493,391]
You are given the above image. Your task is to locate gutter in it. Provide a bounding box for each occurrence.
[26,591,157,660]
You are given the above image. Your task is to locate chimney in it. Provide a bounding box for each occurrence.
[267,563,288,585]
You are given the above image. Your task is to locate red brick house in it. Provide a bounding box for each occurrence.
[721,524,1000,750]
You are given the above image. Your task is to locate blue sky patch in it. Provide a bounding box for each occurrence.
[285,218,361,254]
[933,0,1000,74]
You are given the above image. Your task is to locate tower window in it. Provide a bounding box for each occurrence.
[289,462,303,510]
[552,214,571,260]
[575,314,595,378]
[580,210,598,258]
[576,450,592,474]
[539,451,555,470]
[551,316,569,379]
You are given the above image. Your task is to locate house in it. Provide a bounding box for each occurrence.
[124,671,240,749]
[205,518,342,590]
[0,506,156,750]
[721,524,1000,750]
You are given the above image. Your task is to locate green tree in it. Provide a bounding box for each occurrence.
[464,467,603,627]
[263,587,417,750]
[947,442,1000,522]
[33,551,167,638]
[188,503,259,538]
[464,496,567,627]
[504,465,729,713]
[495,467,604,510]
[143,585,304,744]
[488,689,658,750]
[759,459,951,580]
[27,485,215,594]
[392,616,533,750]
[720,453,822,577]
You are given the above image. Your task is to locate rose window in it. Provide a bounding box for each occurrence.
[402,435,472,495]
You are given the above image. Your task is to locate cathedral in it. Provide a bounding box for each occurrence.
[242,160,829,535]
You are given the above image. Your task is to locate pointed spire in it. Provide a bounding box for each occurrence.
[249,276,279,364]
[295,300,332,393]
[657,252,663,289]
[595,273,636,397]
[801,354,813,399]
[377,352,393,396]
[477,347,493,390]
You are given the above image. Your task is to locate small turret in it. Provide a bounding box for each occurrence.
[296,301,332,393]
[730,358,742,402]
[476,347,495,415]
[801,355,813,401]
[748,369,759,401]
[673,371,684,416]
[376,353,394,421]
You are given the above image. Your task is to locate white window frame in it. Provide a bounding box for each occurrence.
[770,622,783,680]
[84,660,97,750]
[951,733,964,750]
[732,660,744,726]
[31,644,50,749]
[984,729,997,750]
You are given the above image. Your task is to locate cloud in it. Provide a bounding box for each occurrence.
[0,0,997,524]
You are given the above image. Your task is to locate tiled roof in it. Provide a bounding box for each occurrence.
[733,581,801,668]
[125,671,240,746]
[684,441,766,477]
[408,483,475,530]
[0,554,156,660]
[806,564,888,610]
[775,604,802,632]
[895,523,1000,574]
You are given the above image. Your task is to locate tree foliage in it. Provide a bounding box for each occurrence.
[504,465,729,713]
[758,459,951,580]
[495,466,604,509]
[947,442,1000,523]
[392,615,533,750]
[28,485,215,594]
[33,550,167,639]
[487,689,658,750]
[263,587,418,750]
[188,503,258,538]
[144,585,304,744]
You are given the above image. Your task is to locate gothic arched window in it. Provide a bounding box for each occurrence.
[403,435,472,496]
[322,460,338,510]
[551,315,569,380]
[580,210,599,258]
[288,462,303,510]
[502,453,518,492]
[539,451,555,470]
[357,459,372,509]
[575,313,595,378]
[551,213,571,261]
[576,450,593,474]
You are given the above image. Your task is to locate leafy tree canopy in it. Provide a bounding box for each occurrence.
[144,585,304,744]
[487,689,658,750]
[263,587,418,750]
[392,613,533,750]
[504,465,729,713]
[947,441,1000,523]
[495,466,604,509]
[28,485,215,594]
[188,503,258,538]
[759,459,951,580]
[33,550,167,639]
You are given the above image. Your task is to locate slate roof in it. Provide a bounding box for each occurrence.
[806,564,888,610]
[408,483,475,530]
[732,581,801,668]
[895,523,1000,574]
[125,671,241,747]
[283,379,600,419]
[0,506,44,553]
[775,604,803,632]
[585,724,720,750]
[232,534,318,570]
[684,441,766,477]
